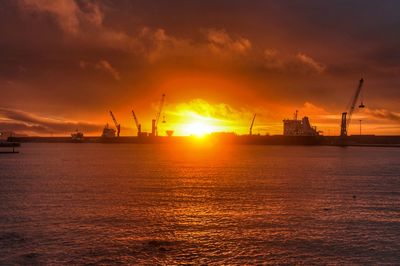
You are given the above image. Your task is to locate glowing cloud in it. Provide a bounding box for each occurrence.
[159,99,255,136]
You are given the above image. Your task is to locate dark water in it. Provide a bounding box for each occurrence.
[1,143,399,265]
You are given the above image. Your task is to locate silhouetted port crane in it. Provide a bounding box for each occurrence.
[109,110,121,137]
[340,78,365,137]
[249,113,256,135]
[132,110,141,136]
[151,94,165,136]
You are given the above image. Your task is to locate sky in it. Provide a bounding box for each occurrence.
[0,0,399,136]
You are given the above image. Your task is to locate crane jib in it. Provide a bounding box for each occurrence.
[346,78,364,129]
[155,94,165,126]
[109,110,121,137]
[340,78,364,137]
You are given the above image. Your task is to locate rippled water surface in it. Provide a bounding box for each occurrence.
[1,143,400,265]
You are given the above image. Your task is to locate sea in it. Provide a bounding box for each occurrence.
[0,143,399,265]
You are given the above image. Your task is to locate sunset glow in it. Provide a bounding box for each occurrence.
[183,122,215,137]
[0,1,399,138]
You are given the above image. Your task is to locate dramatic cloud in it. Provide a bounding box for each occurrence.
[0,108,102,135]
[18,0,139,52]
[1,1,399,135]
[17,1,251,63]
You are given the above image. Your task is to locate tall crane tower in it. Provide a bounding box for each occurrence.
[132,110,141,136]
[151,94,165,136]
[249,113,256,136]
[340,78,365,137]
[109,110,121,137]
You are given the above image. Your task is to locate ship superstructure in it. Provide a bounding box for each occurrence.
[283,111,319,136]
[101,124,116,138]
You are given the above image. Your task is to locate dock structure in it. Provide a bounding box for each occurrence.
[5,135,400,147]
[0,142,20,154]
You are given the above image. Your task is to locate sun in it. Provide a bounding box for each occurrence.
[184,122,214,137]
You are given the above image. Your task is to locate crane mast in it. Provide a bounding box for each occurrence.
[132,110,141,136]
[109,110,121,137]
[249,113,256,135]
[340,78,364,137]
[156,94,165,127]
[152,94,165,136]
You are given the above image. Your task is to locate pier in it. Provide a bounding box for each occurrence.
[0,142,20,154]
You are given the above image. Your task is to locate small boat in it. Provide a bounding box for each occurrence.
[71,130,84,142]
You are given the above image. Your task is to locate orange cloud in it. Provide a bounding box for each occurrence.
[95,60,121,81]
[296,52,326,74]
[138,27,193,62]
[263,49,326,74]
[18,0,78,33]
[205,28,252,55]
[300,102,328,116]
[19,0,97,35]
[365,108,400,122]
[79,60,121,81]
[19,0,140,51]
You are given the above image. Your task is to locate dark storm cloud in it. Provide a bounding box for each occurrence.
[0,121,50,134]
[0,108,103,133]
[2,1,398,71]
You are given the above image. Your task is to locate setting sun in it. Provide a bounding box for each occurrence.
[184,122,214,136]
